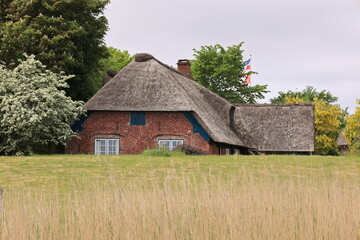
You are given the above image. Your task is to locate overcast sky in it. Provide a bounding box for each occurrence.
[104,0,360,113]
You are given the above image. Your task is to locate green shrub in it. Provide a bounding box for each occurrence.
[142,149,185,157]
[176,145,207,155]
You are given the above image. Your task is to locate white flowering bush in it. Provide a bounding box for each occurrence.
[0,55,85,155]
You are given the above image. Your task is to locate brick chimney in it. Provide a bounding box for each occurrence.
[177,59,192,78]
[103,70,117,86]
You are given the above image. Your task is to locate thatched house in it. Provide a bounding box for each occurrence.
[337,131,349,154]
[65,53,314,155]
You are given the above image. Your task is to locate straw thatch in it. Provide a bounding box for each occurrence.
[337,131,348,146]
[233,104,315,152]
[85,54,246,147]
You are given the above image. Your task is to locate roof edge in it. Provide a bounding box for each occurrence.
[234,103,314,107]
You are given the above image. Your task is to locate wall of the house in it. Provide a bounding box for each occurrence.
[65,111,219,155]
[219,145,249,155]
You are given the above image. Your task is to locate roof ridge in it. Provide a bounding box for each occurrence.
[234,103,314,107]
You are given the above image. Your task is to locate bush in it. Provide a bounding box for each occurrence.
[142,149,185,157]
[0,55,85,155]
[176,145,207,155]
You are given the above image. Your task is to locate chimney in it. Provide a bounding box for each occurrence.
[177,59,192,78]
[103,70,118,86]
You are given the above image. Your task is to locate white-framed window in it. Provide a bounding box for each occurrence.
[225,148,230,155]
[95,138,119,155]
[158,139,184,151]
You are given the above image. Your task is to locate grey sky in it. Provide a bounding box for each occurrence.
[104,0,360,113]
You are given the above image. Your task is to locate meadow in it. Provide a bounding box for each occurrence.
[0,154,359,239]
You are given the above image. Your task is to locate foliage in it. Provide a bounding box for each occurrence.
[0,55,85,155]
[142,149,185,157]
[285,96,342,155]
[100,47,134,72]
[270,86,338,104]
[191,43,268,103]
[94,47,134,88]
[0,0,110,101]
[177,145,207,155]
[345,100,360,151]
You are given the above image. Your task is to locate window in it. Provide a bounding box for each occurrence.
[130,112,146,125]
[158,139,184,151]
[95,139,119,155]
[225,148,230,155]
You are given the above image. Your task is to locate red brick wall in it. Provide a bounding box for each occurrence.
[65,111,219,155]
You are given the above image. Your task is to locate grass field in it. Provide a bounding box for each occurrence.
[0,154,359,239]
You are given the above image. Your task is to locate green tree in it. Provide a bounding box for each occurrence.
[94,47,134,88]
[191,43,268,103]
[270,86,338,104]
[0,55,85,155]
[0,0,11,22]
[0,0,109,101]
[345,100,360,152]
[100,47,134,72]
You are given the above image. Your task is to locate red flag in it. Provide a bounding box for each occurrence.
[243,58,251,84]
[244,74,251,85]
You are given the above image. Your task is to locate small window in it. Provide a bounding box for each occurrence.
[158,139,184,151]
[95,138,119,155]
[225,148,230,155]
[130,112,146,125]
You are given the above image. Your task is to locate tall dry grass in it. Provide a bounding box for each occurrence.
[0,166,359,239]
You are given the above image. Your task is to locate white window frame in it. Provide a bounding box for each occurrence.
[158,139,184,151]
[225,148,230,155]
[95,138,119,155]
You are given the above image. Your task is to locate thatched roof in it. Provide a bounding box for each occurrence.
[85,53,246,147]
[103,70,118,86]
[337,131,348,146]
[233,104,315,152]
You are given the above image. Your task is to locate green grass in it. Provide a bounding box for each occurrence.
[142,149,185,157]
[0,154,359,191]
[1,154,359,239]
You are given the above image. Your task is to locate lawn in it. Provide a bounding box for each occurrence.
[1,154,359,190]
[0,154,359,239]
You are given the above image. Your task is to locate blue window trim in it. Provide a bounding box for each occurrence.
[130,112,146,125]
[71,111,92,132]
[183,112,211,141]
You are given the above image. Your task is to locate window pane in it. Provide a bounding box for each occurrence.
[130,112,146,125]
[158,139,183,151]
[172,140,183,151]
[108,139,116,147]
[225,148,230,155]
[95,139,119,155]
[159,140,170,150]
[100,144,106,154]
[95,139,106,155]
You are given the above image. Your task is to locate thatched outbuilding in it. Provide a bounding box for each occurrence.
[337,131,349,154]
[65,53,315,155]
